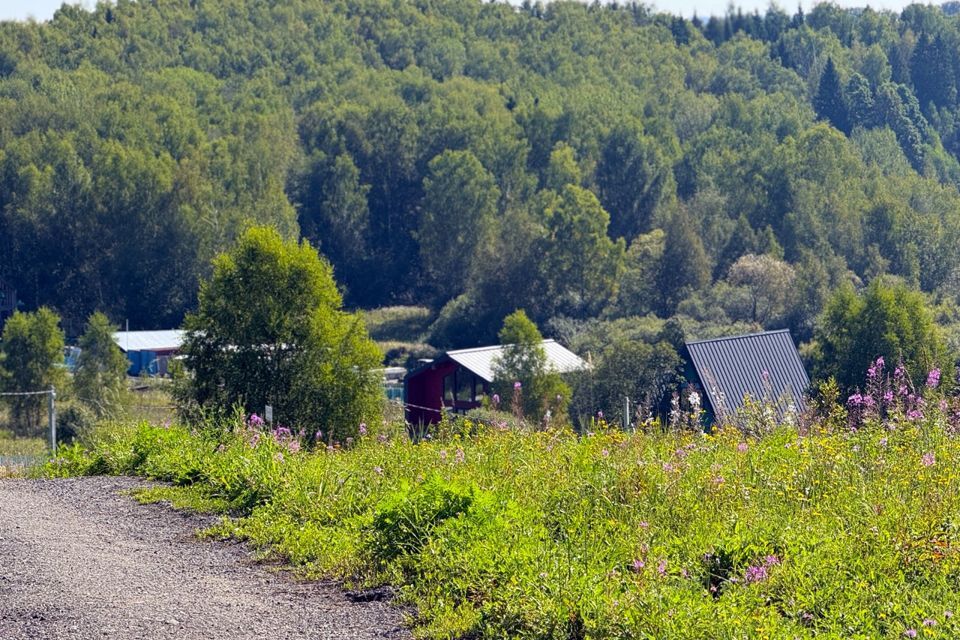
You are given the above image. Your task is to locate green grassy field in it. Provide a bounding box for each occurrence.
[45,394,960,639]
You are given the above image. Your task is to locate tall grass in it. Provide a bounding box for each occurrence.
[46,387,960,639]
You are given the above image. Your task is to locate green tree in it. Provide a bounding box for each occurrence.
[179,226,383,442]
[418,150,500,303]
[73,311,129,416]
[541,185,625,318]
[725,253,796,326]
[656,208,711,315]
[491,310,570,424]
[0,308,65,434]
[571,338,681,428]
[811,279,951,393]
[814,57,850,134]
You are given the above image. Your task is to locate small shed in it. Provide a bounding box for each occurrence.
[684,329,809,423]
[113,330,185,376]
[404,339,587,427]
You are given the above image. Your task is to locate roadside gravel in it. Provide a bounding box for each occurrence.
[0,476,411,640]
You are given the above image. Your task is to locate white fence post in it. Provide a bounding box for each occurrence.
[48,387,56,454]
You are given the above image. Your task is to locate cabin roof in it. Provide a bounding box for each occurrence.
[685,329,809,417]
[411,339,587,383]
[112,330,185,353]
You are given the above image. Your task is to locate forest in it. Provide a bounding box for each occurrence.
[4,0,960,382]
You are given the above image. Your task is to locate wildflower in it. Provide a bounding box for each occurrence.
[922,452,936,467]
[662,462,676,473]
[249,413,264,427]
[639,521,649,529]
[743,564,768,584]
[903,629,917,638]
[895,365,906,379]
[601,448,610,458]
[927,368,941,389]
[879,437,888,447]
[631,558,645,572]
[907,409,923,421]
[315,430,323,440]
[492,393,500,405]
[711,475,725,486]
[923,619,936,627]
[680,567,690,579]
[883,391,894,404]
[539,572,548,579]
[657,559,668,576]
[249,433,261,448]
[439,449,448,460]
[847,393,863,407]
[373,466,383,475]
[346,437,354,446]
[737,442,749,454]
[326,445,334,453]
[455,447,465,463]
[287,440,300,454]
[763,555,780,566]
[378,433,388,444]
[876,356,885,368]
[514,381,522,389]
[946,611,954,619]
[273,452,284,463]
[359,423,367,436]
[597,410,604,419]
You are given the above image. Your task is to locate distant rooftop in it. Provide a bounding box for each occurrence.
[445,339,587,383]
[685,329,809,418]
[112,330,185,352]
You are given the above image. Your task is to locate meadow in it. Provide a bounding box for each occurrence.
[41,363,960,640]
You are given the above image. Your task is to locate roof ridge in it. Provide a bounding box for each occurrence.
[446,338,557,355]
[685,329,791,347]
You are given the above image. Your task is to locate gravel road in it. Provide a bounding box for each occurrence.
[0,477,411,640]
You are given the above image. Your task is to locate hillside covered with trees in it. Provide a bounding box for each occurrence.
[4,0,960,367]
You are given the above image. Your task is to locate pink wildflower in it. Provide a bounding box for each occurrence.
[359,423,367,436]
[922,452,936,467]
[737,442,749,453]
[927,369,941,389]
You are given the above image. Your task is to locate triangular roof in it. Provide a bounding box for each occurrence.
[685,329,808,418]
[112,330,185,352]
[440,339,587,383]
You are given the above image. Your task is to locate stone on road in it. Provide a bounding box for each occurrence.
[0,477,409,639]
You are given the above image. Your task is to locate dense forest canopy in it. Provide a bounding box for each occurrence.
[4,0,960,355]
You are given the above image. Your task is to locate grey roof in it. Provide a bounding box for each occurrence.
[112,330,185,352]
[446,339,587,382]
[685,329,808,418]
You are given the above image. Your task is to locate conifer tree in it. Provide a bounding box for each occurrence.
[815,57,850,134]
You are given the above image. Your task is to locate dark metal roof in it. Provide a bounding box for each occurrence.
[685,329,809,419]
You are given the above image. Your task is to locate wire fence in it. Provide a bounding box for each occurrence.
[0,387,57,453]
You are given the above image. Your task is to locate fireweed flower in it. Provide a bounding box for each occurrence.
[922,452,936,467]
[359,423,367,436]
[249,413,264,427]
[455,448,465,463]
[631,559,645,572]
[903,629,917,638]
[514,381,522,389]
[927,368,941,389]
[923,619,937,627]
[743,564,768,584]
[737,442,749,453]
[657,559,668,576]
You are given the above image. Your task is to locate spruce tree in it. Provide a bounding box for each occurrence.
[815,57,850,134]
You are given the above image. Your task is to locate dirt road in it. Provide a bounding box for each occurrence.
[0,477,410,639]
